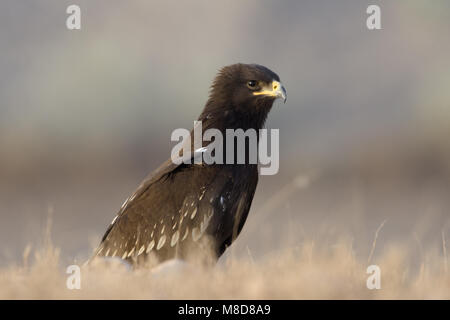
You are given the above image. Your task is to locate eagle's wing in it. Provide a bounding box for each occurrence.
[93,162,258,266]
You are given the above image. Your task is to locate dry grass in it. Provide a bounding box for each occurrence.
[0,235,448,300]
[1,171,449,299]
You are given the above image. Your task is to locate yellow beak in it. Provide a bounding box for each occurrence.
[253,80,287,103]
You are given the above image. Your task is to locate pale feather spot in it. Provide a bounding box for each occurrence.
[121,198,128,209]
[171,231,180,247]
[220,196,226,211]
[127,247,135,257]
[172,222,177,230]
[199,189,206,201]
[112,249,118,257]
[161,225,165,234]
[111,215,118,225]
[157,235,166,250]
[138,245,145,256]
[151,230,154,238]
[104,248,110,256]
[182,228,189,241]
[97,246,104,255]
[190,207,197,219]
[146,240,155,253]
[121,251,128,259]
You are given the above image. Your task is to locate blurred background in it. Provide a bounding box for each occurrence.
[0,0,449,269]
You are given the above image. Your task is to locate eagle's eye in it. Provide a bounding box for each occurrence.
[247,80,258,89]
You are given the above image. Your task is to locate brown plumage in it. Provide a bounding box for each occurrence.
[92,63,286,267]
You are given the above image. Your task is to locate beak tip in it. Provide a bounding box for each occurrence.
[282,86,287,104]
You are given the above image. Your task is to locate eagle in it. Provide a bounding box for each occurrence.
[92,63,286,267]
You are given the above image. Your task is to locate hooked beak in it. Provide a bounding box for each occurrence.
[253,80,287,103]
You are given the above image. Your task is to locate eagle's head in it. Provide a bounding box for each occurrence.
[200,63,286,130]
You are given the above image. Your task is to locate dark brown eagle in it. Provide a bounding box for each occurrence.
[92,63,286,267]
